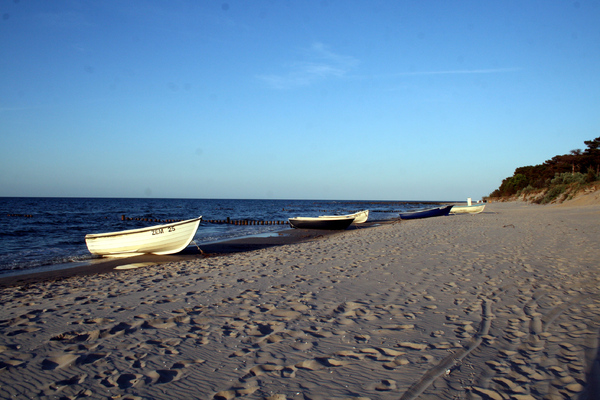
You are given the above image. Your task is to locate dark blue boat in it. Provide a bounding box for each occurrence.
[398,205,453,220]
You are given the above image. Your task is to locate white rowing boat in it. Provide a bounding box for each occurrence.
[319,210,369,224]
[85,216,202,257]
[450,204,486,214]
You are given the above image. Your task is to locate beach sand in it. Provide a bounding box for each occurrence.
[1,198,599,399]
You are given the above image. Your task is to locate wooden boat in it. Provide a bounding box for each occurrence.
[288,216,355,230]
[319,210,369,224]
[398,205,453,220]
[85,216,202,257]
[450,203,486,214]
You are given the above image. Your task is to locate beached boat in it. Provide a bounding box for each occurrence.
[85,216,202,257]
[288,216,355,230]
[398,205,453,220]
[319,210,369,224]
[450,203,486,214]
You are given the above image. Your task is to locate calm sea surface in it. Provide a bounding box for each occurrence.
[0,197,438,276]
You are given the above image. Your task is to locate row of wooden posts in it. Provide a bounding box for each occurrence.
[205,218,288,226]
[5,213,288,225]
[121,215,184,223]
[120,215,288,226]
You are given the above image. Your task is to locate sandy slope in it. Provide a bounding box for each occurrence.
[557,187,600,208]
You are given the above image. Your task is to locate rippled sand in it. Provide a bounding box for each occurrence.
[1,198,600,399]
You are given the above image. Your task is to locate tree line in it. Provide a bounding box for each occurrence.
[489,136,600,202]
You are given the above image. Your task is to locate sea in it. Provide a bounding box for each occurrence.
[0,197,440,277]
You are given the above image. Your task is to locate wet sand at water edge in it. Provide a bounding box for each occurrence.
[1,194,600,399]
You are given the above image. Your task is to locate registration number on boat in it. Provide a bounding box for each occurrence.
[152,226,176,235]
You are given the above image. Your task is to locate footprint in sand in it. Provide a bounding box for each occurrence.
[295,359,324,371]
[146,369,183,384]
[291,340,314,351]
[229,348,256,358]
[335,350,365,360]
[0,359,27,370]
[78,352,110,365]
[40,373,88,396]
[213,385,260,400]
[371,379,398,391]
[83,317,114,324]
[6,326,41,336]
[116,373,145,389]
[383,357,410,370]
[42,353,79,370]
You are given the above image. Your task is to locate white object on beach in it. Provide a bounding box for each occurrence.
[319,210,369,224]
[450,204,486,214]
[85,216,202,257]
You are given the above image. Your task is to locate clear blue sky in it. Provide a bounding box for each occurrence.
[1,1,599,201]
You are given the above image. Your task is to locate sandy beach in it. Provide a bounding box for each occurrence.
[1,198,600,399]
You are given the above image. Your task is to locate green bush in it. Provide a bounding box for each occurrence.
[541,184,567,204]
[550,172,586,186]
[496,173,529,196]
[518,185,536,196]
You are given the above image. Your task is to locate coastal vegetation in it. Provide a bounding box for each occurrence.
[489,137,600,204]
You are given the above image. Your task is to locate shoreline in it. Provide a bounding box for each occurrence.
[1,201,599,399]
[0,221,388,290]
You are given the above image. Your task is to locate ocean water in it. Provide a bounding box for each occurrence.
[0,197,437,276]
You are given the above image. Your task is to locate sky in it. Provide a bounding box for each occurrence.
[1,1,599,201]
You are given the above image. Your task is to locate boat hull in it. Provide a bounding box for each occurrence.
[288,216,355,230]
[399,205,453,220]
[85,217,202,257]
[319,210,369,224]
[450,204,486,214]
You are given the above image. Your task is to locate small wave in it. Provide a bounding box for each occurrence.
[0,228,39,237]
[0,247,92,273]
